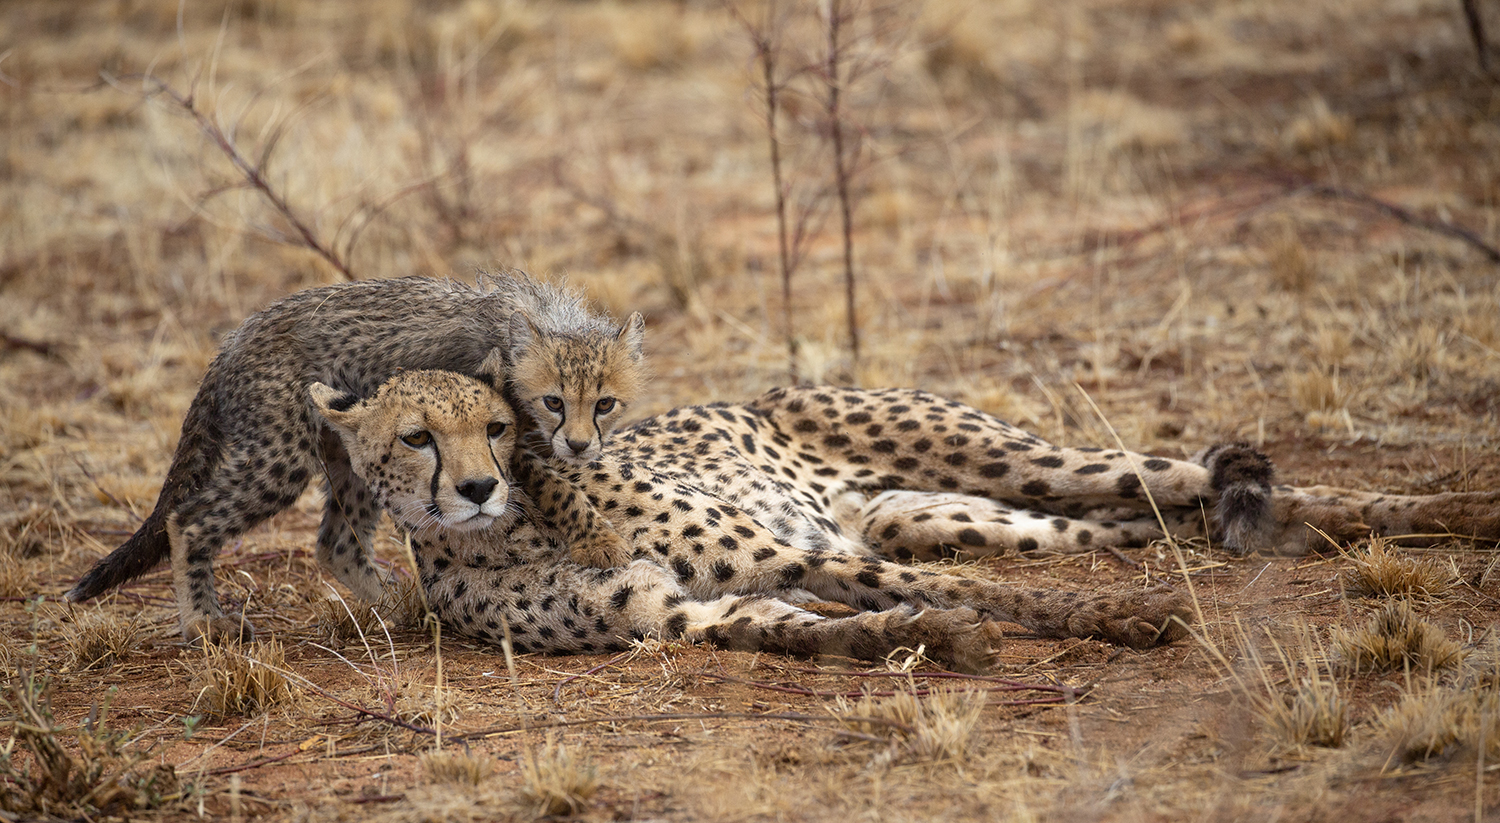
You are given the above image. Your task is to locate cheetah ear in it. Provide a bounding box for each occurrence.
[308,382,366,437]
[507,311,540,359]
[474,347,508,393]
[619,312,645,362]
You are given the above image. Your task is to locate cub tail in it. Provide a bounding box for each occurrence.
[66,505,172,602]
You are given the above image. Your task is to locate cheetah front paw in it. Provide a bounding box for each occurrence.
[1062,585,1193,649]
[568,528,634,569]
[182,613,255,646]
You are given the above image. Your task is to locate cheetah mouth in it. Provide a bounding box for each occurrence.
[444,511,498,531]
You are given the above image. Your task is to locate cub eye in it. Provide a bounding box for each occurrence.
[400,430,432,448]
[542,396,564,413]
[486,421,508,438]
[595,397,616,414]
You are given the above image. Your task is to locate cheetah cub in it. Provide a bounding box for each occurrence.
[69,272,643,644]
[311,369,1196,671]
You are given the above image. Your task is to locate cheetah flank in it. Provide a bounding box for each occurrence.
[603,385,1500,565]
[68,272,643,643]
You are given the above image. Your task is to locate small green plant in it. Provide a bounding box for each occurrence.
[0,668,177,816]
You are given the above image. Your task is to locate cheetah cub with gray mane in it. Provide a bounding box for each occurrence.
[69,272,644,643]
[312,369,1198,671]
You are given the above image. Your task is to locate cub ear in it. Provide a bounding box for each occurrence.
[308,382,364,435]
[619,312,646,362]
[475,347,508,392]
[507,311,539,359]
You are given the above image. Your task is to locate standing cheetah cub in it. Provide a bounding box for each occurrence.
[312,369,1197,671]
[68,272,643,643]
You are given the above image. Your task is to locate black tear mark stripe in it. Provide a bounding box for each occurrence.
[429,442,444,508]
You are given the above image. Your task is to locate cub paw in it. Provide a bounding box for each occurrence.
[183,614,255,646]
[569,529,634,569]
[1064,585,1193,649]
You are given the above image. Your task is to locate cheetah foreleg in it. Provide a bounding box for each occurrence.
[511,448,634,569]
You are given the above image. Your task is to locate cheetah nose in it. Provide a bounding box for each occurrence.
[456,477,499,504]
[564,438,590,456]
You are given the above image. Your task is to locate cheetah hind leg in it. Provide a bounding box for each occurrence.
[168,512,254,645]
[839,490,1177,561]
[682,597,1005,674]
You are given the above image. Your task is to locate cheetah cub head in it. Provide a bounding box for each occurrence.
[507,310,646,465]
[310,351,518,534]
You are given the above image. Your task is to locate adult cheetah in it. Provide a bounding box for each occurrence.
[317,371,1499,669]
[314,368,1207,670]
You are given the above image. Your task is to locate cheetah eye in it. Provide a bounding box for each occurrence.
[400,430,433,448]
[542,396,564,413]
[595,397,616,414]
[486,421,508,438]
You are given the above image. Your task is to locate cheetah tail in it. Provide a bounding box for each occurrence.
[1200,442,1275,557]
[65,506,171,602]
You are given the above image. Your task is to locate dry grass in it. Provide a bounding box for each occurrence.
[188,637,299,719]
[1340,537,1454,601]
[0,670,179,817]
[1332,601,1466,676]
[61,607,143,671]
[1221,621,1350,754]
[1376,684,1500,766]
[517,735,600,818]
[312,575,426,646]
[419,747,493,787]
[833,686,987,764]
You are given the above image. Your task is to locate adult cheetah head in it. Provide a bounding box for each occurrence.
[310,351,519,535]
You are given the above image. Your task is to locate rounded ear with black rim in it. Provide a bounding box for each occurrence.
[475,347,508,392]
[619,312,645,361]
[308,382,366,438]
[507,311,540,361]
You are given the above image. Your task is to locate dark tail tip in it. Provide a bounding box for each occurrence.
[1200,442,1275,556]
[66,514,171,601]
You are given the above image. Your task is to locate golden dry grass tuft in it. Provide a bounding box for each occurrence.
[62,608,143,671]
[1225,621,1349,753]
[518,735,600,817]
[1375,684,1500,766]
[189,637,299,719]
[1340,538,1454,601]
[834,687,987,764]
[420,747,493,787]
[1333,601,1465,676]
[313,576,427,646]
